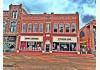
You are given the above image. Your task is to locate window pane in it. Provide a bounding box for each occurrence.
[53,24,58,32]
[12,11,18,19]
[66,24,70,32]
[46,23,50,33]
[33,23,38,32]
[10,21,16,32]
[59,24,64,32]
[39,24,43,32]
[72,23,76,33]
[22,23,26,32]
[28,23,32,32]
[3,22,6,32]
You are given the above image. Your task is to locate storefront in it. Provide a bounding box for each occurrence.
[53,36,77,51]
[3,36,16,52]
[20,36,43,51]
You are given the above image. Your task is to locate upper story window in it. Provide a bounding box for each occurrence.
[28,23,32,32]
[33,23,38,32]
[12,11,18,19]
[39,24,43,32]
[46,23,50,33]
[66,23,70,32]
[59,23,64,33]
[3,22,6,33]
[53,23,58,33]
[22,23,26,32]
[72,23,76,33]
[10,21,16,32]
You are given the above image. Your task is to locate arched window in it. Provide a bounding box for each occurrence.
[66,23,70,32]
[22,23,26,32]
[10,21,16,32]
[3,22,6,33]
[72,23,76,33]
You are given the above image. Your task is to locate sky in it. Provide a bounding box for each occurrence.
[3,0,96,28]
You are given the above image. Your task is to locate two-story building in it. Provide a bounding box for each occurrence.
[3,4,80,53]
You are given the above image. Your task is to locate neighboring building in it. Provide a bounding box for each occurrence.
[3,4,80,53]
[3,4,23,52]
[80,20,96,53]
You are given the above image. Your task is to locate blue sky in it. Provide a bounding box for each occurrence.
[3,0,96,28]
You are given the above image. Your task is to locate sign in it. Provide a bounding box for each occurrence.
[58,38,71,41]
[20,36,43,41]
[53,36,77,42]
[7,36,16,42]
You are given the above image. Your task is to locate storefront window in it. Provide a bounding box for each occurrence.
[3,22,6,33]
[33,23,38,32]
[28,23,32,32]
[53,42,76,51]
[46,23,50,33]
[72,23,76,33]
[59,23,64,33]
[3,36,16,52]
[22,23,26,32]
[66,23,70,32]
[53,24,58,32]
[53,42,59,50]
[39,24,43,32]
[10,21,16,32]
[25,41,42,50]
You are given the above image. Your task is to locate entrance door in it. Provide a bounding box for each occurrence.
[46,44,50,52]
[45,40,51,52]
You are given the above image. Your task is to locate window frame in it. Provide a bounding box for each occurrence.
[71,23,76,33]
[46,23,50,33]
[22,23,26,32]
[10,21,16,32]
[39,23,43,32]
[59,23,64,33]
[3,22,6,33]
[33,23,38,32]
[65,23,70,33]
[12,11,18,19]
[53,23,58,33]
[28,23,32,32]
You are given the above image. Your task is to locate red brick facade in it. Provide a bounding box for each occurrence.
[3,4,80,53]
[80,20,96,53]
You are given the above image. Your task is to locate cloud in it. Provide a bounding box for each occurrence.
[3,0,96,28]
[82,15,95,23]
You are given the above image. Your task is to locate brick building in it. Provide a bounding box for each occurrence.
[3,4,80,53]
[80,20,96,53]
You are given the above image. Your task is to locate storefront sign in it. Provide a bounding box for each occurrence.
[20,36,43,41]
[25,38,39,40]
[58,38,71,41]
[53,36,77,42]
[7,36,16,42]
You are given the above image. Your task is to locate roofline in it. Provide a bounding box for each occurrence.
[80,19,96,30]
